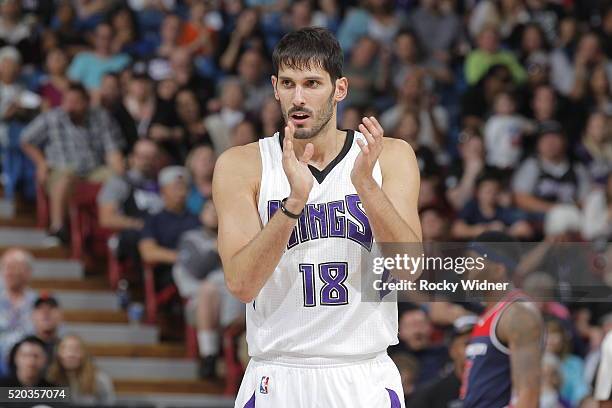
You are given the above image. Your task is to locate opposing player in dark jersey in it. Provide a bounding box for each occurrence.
[460,232,543,408]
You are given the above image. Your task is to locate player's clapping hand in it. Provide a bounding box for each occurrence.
[282,121,314,207]
[352,116,384,189]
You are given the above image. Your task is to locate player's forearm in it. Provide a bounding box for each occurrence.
[224,199,303,303]
[355,179,420,244]
[512,387,540,408]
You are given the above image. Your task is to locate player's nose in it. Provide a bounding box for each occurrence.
[291,86,306,106]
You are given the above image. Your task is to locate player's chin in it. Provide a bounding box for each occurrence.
[293,128,315,140]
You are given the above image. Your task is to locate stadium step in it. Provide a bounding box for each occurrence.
[63,310,128,324]
[63,322,158,344]
[87,342,186,358]
[117,393,233,408]
[32,259,84,279]
[0,244,69,258]
[0,198,15,219]
[0,227,59,248]
[95,356,198,380]
[32,276,109,291]
[49,289,119,311]
[114,379,225,395]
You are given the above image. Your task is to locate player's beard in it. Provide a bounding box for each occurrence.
[283,90,335,140]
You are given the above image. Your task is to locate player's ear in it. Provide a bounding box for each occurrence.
[271,76,280,101]
[334,77,348,102]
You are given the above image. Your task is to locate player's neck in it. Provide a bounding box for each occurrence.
[293,121,346,169]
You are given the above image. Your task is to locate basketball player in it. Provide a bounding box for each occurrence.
[460,232,543,408]
[213,27,422,407]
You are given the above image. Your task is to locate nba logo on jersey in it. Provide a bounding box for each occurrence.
[260,376,270,394]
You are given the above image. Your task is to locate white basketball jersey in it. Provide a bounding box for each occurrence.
[248,129,399,365]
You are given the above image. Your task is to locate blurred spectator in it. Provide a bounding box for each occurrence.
[599,5,612,58]
[139,166,200,289]
[576,112,612,186]
[387,29,452,91]
[392,109,439,178]
[124,72,157,139]
[0,0,35,63]
[21,83,125,243]
[343,36,383,109]
[546,319,589,407]
[523,273,571,322]
[0,336,53,387]
[0,249,36,373]
[0,46,41,187]
[0,46,37,124]
[468,0,529,41]
[582,175,612,241]
[30,294,63,366]
[218,8,267,73]
[452,172,533,240]
[185,145,215,216]
[98,139,162,268]
[73,0,115,25]
[585,64,612,115]
[67,22,131,91]
[230,119,258,147]
[518,23,549,66]
[512,121,591,217]
[153,13,183,60]
[237,48,272,115]
[108,6,153,57]
[464,25,526,86]
[420,206,451,242]
[258,95,282,137]
[389,304,449,386]
[484,92,534,170]
[529,84,560,124]
[409,316,475,408]
[541,352,572,408]
[594,330,612,407]
[180,0,221,57]
[550,32,610,100]
[391,353,420,404]
[337,0,404,53]
[204,77,245,155]
[282,0,314,33]
[381,69,448,153]
[47,334,116,405]
[99,72,138,154]
[50,0,87,56]
[311,0,340,32]
[406,0,461,65]
[173,201,243,378]
[151,87,213,163]
[169,48,214,107]
[38,48,70,110]
[445,131,485,210]
[461,64,514,129]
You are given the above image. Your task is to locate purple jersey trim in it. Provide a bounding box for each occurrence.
[243,392,255,408]
[386,388,401,408]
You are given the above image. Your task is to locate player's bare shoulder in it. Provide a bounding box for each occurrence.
[498,300,543,344]
[378,137,419,179]
[213,141,262,199]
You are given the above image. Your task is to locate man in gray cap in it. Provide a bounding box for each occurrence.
[138,166,201,292]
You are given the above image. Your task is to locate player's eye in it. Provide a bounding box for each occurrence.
[281,80,293,88]
[306,80,319,88]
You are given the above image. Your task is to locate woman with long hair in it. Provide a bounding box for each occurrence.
[47,334,115,405]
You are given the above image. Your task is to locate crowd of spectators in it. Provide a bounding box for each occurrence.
[0,0,610,406]
[0,248,116,404]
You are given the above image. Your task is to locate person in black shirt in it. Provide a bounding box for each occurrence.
[0,336,55,387]
[408,316,476,408]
